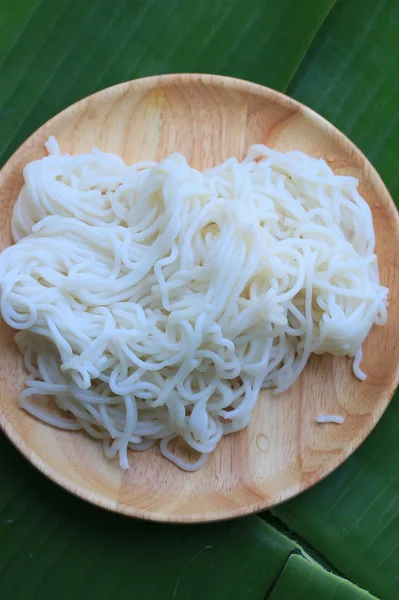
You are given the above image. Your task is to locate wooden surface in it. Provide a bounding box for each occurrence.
[0,74,398,523]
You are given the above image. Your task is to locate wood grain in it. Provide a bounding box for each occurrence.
[0,74,398,523]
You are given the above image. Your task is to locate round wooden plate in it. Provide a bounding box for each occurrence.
[1,74,398,523]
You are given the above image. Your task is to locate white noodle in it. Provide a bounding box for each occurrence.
[353,348,367,381]
[0,140,388,470]
[316,415,345,424]
[44,135,60,156]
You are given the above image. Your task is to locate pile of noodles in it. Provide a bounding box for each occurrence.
[0,138,388,470]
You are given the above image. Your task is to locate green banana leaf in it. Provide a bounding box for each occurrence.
[0,0,398,598]
[0,0,335,165]
[269,555,378,600]
[287,0,399,201]
[1,435,376,600]
[273,2,399,599]
[0,438,298,600]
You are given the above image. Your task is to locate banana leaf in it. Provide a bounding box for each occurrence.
[269,555,378,600]
[0,436,301,600]
[0,0,335,165]
[273,1,399,598]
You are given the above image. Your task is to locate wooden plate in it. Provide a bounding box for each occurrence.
[1,74,398,523]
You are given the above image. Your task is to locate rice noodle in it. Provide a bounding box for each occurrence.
[0,138,388,470]
[316,415,345,424]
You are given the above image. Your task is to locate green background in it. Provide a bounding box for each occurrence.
[1,0,398,598]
